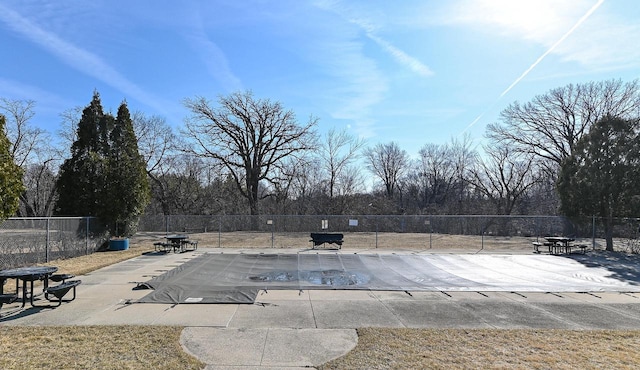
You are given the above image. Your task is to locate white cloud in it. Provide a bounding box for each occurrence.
[0,3,167,113]
[316,1,434,78]
[306,1,435,139]
[316,37,387,139]
[184,21,244,93]
[365,33,433,77]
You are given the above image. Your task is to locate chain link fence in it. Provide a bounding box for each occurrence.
[138,214,640,252]
[3,215,635,269]
[0,217,108,269]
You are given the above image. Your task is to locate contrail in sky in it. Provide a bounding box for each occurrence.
[499,0,605,98]
[461,0,605,134]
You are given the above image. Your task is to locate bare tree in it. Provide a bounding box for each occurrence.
[133,112,176,174]
[468,145,540,215]
[448,134,478,213]
[487,79,640,173]
[415,143,457,211]
[183,91,317,215]
[0,98,49,168]
[364,141,409,199]
[58,106,84,151]
[0,99,60,216]
[318,128,365,199]
[132,111,180,215]
[289,158,323,215]
[19,150,59,217]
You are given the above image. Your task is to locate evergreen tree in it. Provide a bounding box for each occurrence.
[557,115,640,251]
[0,115,25,219]
[103,102,150,236]
[56,93,150,237]
[56,91,107,216]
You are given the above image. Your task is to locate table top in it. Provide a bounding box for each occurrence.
[545,236,575,243]
[0,266,58,279]
[166,234,188,240]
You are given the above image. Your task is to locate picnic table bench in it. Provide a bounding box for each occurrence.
[310,233,343,249]
[0,293,18,306]
[44,280,81,307]
[532,241,553,254]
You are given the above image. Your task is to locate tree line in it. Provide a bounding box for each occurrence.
[1,79,639,248]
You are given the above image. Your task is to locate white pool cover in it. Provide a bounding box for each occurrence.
[137,252,640,304]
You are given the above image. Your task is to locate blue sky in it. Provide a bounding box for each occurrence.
[1,0,639,158]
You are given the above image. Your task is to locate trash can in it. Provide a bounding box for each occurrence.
[109,238,129,251]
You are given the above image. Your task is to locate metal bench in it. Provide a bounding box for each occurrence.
[44,280,81,307]
[185,240,198,251]
[50,273,75,283]
[0,293,18,306]
[532,242,553,253]
[154,242,172,253]
[310,233,344,249]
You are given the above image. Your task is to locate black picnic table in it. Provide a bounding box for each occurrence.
[154,234,198,253]
[0,266,58,307]
[545,236,575,255]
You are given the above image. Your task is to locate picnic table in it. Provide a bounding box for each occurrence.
[0,266,57,308]
[533,237,587,255]
[545,236,573,255]
[155,234,198,253]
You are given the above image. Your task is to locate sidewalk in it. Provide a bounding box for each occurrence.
[2,248,640,368]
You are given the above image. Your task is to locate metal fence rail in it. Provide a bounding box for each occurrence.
[0,217,107,269]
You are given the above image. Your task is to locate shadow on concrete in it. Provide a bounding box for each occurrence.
[0,306,48,322]
[568,251,640,286]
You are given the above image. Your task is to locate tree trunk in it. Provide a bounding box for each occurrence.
[604,216,614,251]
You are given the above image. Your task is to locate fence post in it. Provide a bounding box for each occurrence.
[429,215,432,249]
[46,218,50,263]
[592,215,596,249]
[86,217,90,255]
[375,216,378,249]
[480,220,484,252]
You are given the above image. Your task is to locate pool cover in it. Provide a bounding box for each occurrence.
[137,252,640,304]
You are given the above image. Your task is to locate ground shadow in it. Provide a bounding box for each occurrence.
[0,306,48,322]
[567,251,640,286]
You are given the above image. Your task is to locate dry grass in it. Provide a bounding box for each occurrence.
[39,238,156,276]
[0,326,203,370]
[320,328,640,370]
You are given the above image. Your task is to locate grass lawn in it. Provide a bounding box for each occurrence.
[320,328,640,369]
[1,236,640,369]
[0,326,203,370]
